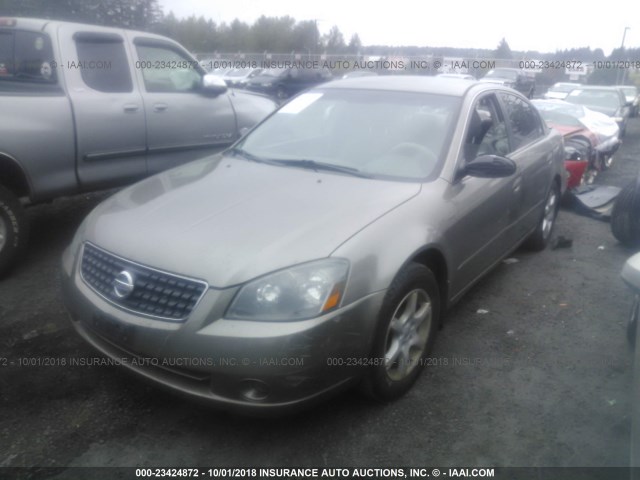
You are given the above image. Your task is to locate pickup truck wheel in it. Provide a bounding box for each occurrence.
[0,185,28,277]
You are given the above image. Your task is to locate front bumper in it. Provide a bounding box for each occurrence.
[61,243,385,414]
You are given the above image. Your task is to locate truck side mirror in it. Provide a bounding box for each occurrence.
[202,74,228,95]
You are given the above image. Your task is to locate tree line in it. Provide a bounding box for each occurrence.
[155,13,362,55]
[1,0,638,66]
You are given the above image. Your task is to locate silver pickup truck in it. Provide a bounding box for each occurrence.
[0,17,277,276]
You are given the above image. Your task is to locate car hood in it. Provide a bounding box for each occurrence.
[82,155,421,287]
[580,108,620,141]
[580,104,617,116]
[547,123,584,137]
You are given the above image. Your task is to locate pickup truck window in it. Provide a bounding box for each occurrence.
[0,30,57,83]
[136,44,201,93]
[75,35,132,93]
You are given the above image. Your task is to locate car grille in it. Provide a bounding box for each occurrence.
[80,243,208,321]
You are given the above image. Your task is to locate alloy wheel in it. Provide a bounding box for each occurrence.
[384,288,432,381]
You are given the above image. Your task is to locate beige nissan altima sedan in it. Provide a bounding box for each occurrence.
[62,76,566,414]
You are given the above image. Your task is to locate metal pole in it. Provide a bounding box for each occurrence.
[617,27,630,85]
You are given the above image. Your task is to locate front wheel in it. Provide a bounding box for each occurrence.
[361,263,440,401]
[524,182,559,251]
[0,185,29,278]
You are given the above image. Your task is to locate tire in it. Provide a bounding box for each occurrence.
[524,182,559,251]
[611,180,640,248]
[361,263,440,401]
[0,185,29,277]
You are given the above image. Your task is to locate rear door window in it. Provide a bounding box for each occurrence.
[74,33,132,93]
[499,93,545,150]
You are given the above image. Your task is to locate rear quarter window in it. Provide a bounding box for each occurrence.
[0,30,57,84]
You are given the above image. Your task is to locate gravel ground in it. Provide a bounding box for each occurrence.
[1,118,640,478]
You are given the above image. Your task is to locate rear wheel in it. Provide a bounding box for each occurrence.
[524,182,559,251]
[0,185,29,277]
[361,263,440,401]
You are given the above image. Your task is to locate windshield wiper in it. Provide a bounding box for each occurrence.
[228,147,276,165]
[271,159,371,178]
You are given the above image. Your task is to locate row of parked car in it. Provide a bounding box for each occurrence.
[537,82,640,187]
[205,65,333,100]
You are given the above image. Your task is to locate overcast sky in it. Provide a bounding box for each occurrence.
[159,0,639,55]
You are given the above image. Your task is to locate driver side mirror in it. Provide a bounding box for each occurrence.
[458,154,517,179]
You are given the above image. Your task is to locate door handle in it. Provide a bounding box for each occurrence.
[123,104,139,113]
[153,103,168,112]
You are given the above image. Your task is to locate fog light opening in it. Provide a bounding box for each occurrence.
[239,379,270,402]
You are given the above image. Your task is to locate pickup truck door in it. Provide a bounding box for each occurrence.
[57,25,147,190]
[127,34,237,174]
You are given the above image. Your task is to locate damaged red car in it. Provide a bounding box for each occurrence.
[532,99,621,189]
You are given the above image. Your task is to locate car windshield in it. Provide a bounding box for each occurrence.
[236,89,460,180]
[485,69,518,81]
[565,89,620,109]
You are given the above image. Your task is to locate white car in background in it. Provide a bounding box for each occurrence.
[223,67,263,88]
[543,82,582,100]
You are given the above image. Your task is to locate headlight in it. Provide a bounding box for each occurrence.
[613,117,624,123]
[62,215,90,275]
[226,259,349,321]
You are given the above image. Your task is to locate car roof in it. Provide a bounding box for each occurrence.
[319,75,506,97]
